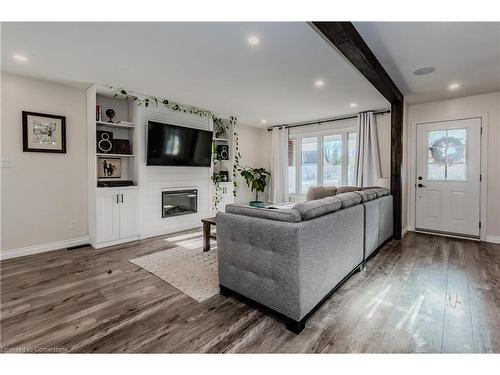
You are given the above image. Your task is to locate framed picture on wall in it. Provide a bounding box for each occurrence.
[97,157,122,178]
[22,111,66,153]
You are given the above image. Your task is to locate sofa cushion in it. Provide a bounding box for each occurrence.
[306,186,337,201]
[336,186,361,194]
[364,187,390,198]
[335,192,362,208]
[225,204,302,223]
[294,196,342,221]
[354,190,378,202]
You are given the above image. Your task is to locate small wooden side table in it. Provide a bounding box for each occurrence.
[201,217,216,252]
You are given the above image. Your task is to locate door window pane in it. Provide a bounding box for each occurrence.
[301,137,318,192]
[427,128,467,181]
[288,139,296,193]
[323,134,342,186]
[348,132,358,186]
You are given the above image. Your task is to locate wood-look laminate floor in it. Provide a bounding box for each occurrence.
[1,230,499,353]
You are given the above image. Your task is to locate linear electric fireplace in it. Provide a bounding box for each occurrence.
[162,189,198,218]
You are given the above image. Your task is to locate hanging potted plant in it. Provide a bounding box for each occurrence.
[239,167,271,208]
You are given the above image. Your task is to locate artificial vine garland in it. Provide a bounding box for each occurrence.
[110,88,214,118]
[231,116,242,197]
[108,87,240,209]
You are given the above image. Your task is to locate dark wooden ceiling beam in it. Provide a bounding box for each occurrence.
[312,22,403,103]
[312,22,404,239]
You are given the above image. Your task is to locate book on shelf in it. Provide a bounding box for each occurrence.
[96,105,102,121]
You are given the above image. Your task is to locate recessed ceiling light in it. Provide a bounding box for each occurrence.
[314,79,325,88]
[13,53,28,62]
[247,35,259,46]
[349,103,358,108]
[449,82,461,90]
[413,67,436,76]
[261,120,267,124]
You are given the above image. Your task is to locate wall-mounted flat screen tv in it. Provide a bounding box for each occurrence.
[146,121,213,167]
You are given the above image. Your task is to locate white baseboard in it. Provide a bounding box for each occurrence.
[0,236,90,260]
[402,226,410,238]
[486,235,500,244]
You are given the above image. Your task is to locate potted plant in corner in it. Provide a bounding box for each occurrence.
[239,167,271,208]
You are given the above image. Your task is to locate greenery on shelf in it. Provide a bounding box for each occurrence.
[239,166,271,202]
[211,172,225,212]
[110,88,214,118]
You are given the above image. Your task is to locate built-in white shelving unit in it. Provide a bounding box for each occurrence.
[86,84,236,248]
[87,84,140,248]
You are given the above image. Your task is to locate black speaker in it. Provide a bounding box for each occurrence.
[96,130,114,154]
[217,144,229,160]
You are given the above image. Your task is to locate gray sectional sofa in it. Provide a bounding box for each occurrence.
[216,187,393,334]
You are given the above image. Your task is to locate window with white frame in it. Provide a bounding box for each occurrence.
[288,128,358,194]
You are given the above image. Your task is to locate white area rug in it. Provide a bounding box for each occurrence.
[130,235,218,302]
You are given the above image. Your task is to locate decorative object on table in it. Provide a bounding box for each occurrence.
[96,105,102,121]
[213,117,230,139]
[216,144,229,160]
[105,108,116,123]
[113,139,131,155]
[219,171,229,182]
[22,111,66,153]
[96,130,114,154]
[239,166,271,208]
[97,157,121,178]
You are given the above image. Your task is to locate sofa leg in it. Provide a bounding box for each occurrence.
[285,317,306,334]
[219,284,231,297]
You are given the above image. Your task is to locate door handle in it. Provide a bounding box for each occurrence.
[121,194,124,203]
[116,194,119,203]
[418,183,426,188]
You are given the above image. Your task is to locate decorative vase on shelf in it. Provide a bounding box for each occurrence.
[105,109,116,123]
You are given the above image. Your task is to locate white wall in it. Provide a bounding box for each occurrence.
[233,124,271,204]
[407,91,500,240]
[1,73,88,254]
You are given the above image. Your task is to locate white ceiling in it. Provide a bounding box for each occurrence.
[1,22,388,128]
[354,22,500,104]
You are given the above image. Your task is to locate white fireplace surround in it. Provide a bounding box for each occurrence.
[133,101,214,239]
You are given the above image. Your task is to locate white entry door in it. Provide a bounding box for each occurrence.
[415,118,481,237]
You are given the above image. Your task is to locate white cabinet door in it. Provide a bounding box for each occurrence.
[219,183,234,213]
[96,190,120,243]
[119,189,137,239]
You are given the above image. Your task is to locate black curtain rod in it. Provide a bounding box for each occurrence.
[267,109,391,132]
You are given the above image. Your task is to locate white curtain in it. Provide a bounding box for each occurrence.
[271,126,289,203]
[355,111,381,187]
